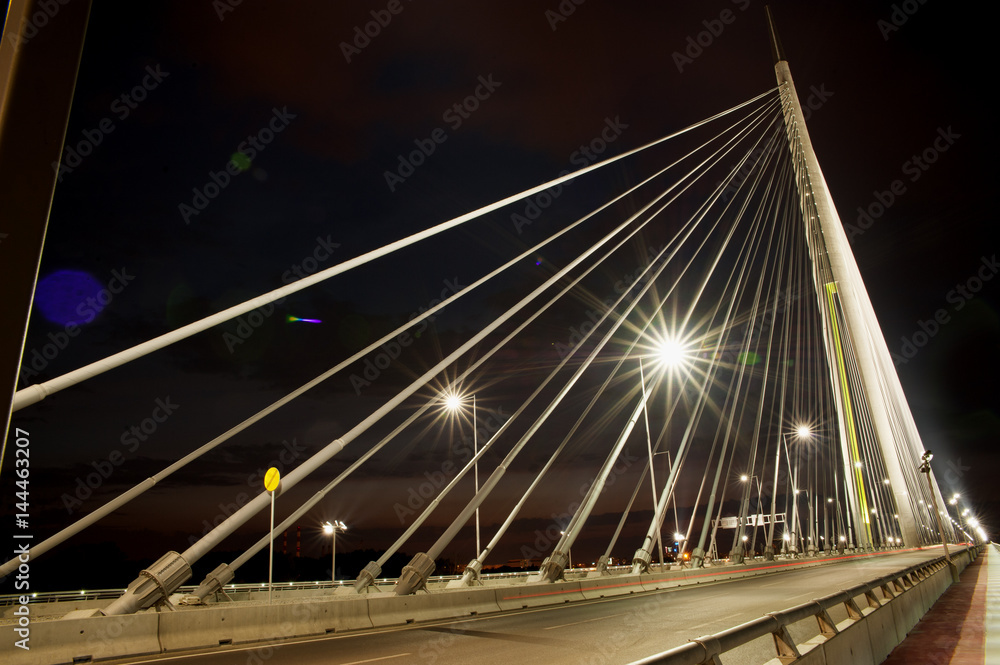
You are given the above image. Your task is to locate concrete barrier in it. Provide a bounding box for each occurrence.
[368,587,500,627]
[818,614,877,665]
[494,580,586,610]
[0,611,160,665]
[578,576,647,599]
[159,595,374,652]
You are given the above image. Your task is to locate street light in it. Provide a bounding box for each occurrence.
[322,520,347,583]
[739,473,763,551]
[445,391,479,559]
[918,451,953,566]
[560,531,572,570]
[792,488,816,556]
[767,426,812,561]
[655,338,687,368]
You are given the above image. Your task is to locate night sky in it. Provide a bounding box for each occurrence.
[2,1,996,591]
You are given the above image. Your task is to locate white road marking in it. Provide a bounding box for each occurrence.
[340,654,412,665]
[714,612,744,624]
[544,613,626,630]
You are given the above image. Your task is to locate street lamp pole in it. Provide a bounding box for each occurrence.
[323,520,347,583]
[802,489,815,556]
[445,391,479,560]
[473,394,480,559]
[919,451,959,583]
[560,531,572,571]
[639,357,665,570]
[918,453,950,561]
[739,474,762,559]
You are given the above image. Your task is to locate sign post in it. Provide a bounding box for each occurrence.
[264,467,281,604]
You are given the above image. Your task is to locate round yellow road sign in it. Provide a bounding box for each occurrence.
[264,467,280,493]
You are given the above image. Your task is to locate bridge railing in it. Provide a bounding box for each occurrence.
[628,545,980,665]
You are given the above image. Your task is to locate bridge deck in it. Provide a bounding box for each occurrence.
[80,547,957,665]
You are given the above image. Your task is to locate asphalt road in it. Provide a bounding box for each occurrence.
[112,548,950,665]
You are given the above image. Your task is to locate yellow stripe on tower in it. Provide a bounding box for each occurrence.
[825,282,872,541]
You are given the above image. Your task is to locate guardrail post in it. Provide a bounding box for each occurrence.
[844,595,864,620]
[770,624,801,663]
[815,606,838,637]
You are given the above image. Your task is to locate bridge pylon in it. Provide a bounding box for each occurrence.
[766,6,939,549]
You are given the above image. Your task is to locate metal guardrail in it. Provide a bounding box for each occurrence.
[628,546,980,665]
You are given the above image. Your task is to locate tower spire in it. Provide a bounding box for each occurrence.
[765,5,786,65]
